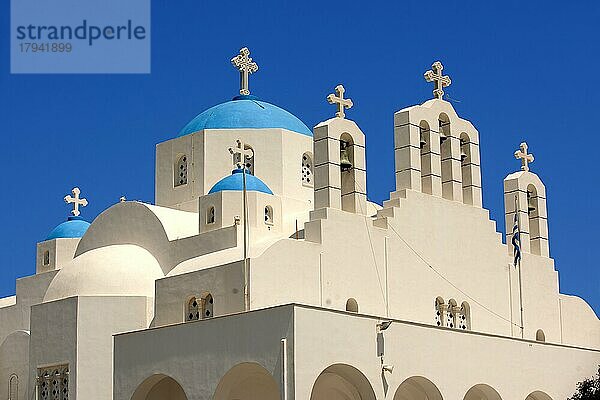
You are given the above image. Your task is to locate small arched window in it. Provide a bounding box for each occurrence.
[302,152,314,187]
[434,297,445,327]
[9,374,18,400]
[174,154,188,187]
[447,299,458,328]
[264,205,274,225]
[186,297,200,322]
[536,329,545,342]
[207,206,215,224]
[43,250,50,266]
[458,301,470,330]
[202,293,214,319]
[346,298,358,313]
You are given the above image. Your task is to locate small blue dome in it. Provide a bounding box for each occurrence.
[179,95,312,137]
[209,169,273,195]
[46,216,90,240]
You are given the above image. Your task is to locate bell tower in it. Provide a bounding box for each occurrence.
[313,85,367,214]
[504,142,550,257]
[392,61,482,207]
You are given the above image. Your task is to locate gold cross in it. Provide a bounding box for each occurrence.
[327,84,353,119]
[64,187,88,217]
[514,142,535,171]
[229,140,254,169]
[424,61,452,100]
[231,47,259,96]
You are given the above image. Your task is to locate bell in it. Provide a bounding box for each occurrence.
[340,149,353,171]
[420,136,427,149]
[440,132,448,143]
[527,192,536,214]
[460,149,468,161]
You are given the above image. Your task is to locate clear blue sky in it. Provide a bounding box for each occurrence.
[0,1,598,314]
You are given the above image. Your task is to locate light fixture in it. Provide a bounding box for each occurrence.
[382,364,394,373]
[377,320,392,331]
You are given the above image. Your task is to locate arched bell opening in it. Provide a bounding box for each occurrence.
[527,184,541,255]
[439,113,453,200]
[340,133,356,212]
[419,120,434,195]
[460,132,474,205]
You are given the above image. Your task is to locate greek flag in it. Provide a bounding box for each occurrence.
[512,211,521,267]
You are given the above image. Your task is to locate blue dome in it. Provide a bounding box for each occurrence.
[46,216,90,240]
[179,95,312,137]
[209,169,273,195]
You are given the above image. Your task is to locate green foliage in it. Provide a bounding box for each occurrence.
[568,366,600,400]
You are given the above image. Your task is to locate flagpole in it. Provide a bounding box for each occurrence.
[243,165,249,311]
[515,195,525,338]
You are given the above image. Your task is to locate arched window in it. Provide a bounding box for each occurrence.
[419,121,433,194]
[302,152,314,187]
[264,205,274,225]
[458,301,471,330]
[446,299,458,328]
[174,154,188,187]
[9,374,18,400]
[536,329,545,342]
[439,113,452,200]
[186,297,200,322]
[345,298,358,313]
[43,250,50,266]
[207,206,215,224]
[340,133,355,212]
[434,297,445,327]
[202,293,214,319]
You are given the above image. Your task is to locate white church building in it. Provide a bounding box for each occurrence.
[0,49,598,400]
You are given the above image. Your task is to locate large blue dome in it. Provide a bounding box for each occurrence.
[209,169,273,195]
[46,216,90,240]
[179,95,312,137]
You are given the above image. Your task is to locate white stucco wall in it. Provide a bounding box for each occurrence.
[0,330,29,400]
[113,304,599,400]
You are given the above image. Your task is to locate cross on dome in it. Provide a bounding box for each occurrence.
[64,187,88,217]
[327,84,353,119]
[514,142,535,172]
[424,61,452,100]
[228,139,254,169]
[231,47,259,96]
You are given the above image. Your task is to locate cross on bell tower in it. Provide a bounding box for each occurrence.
[327,84,353,119]
[424,61,452,100]
[514,142,535,171]
[64,187,88,217]
[231,47,259,96]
